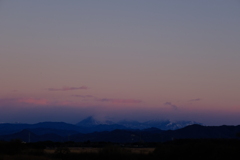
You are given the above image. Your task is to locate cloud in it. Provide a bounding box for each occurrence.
[18,98,49,105]
[0,98,49,106]
[164,102,178,110]
[71,95,94,98]
[190,98,201,102]
[97,98,142,104]
[0,98,83,107]
[48,86,88,91]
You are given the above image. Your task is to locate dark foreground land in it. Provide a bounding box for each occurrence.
[0,139,240,160]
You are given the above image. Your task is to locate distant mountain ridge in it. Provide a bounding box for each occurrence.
[1,124,240,143]
[75,116,199,130]
[0,117,199,136]
[117,119,197,130]
[0,122,88,135]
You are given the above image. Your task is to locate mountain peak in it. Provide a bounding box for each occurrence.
[76,116,100,127]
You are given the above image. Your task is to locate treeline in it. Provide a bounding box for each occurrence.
[0,139,240,160]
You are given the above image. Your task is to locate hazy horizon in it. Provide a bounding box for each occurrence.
[1,1,240,126]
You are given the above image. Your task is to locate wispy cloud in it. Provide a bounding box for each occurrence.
[18,98,49,105]
[71,95,142,104]
[190,98,201,102]
[97,98,142,104]
[0,98,50,106]
[71,95,94,98]
[48,86,88,91]
[164,102,178,110]
[0,97,85,108]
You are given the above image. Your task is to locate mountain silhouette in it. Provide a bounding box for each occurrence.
[1,124,240,142]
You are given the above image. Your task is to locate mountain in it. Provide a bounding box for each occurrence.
[76,116,199,131]
[0,122,88,135]
[0,123,31,135]
[1,124,240,143]
[0,117,200,140]
[27,128,79,137]
[62,124,240,143]
[142,120,198,130]
[117,120,145,129]
[76,116,101,127]
[76,116,128,132]
[0,129,66,142]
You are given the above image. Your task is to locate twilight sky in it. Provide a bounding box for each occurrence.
[0,0,240,125]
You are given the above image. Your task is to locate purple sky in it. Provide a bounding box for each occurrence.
[0,0,240,125]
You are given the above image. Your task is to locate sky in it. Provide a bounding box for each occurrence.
[0,0,240,125]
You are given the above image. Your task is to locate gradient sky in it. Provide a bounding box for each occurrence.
[0,0,240,125]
